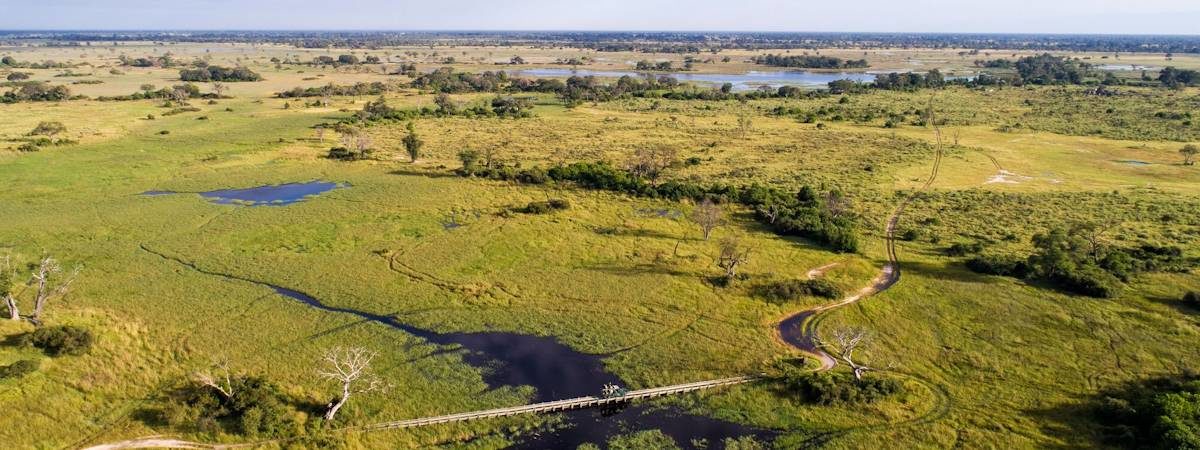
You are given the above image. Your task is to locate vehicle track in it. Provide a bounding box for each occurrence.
[776,110,949,445]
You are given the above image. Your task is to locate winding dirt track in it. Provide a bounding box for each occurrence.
[776,130,943,370]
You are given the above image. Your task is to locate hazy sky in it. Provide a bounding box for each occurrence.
[2,0,1199,34]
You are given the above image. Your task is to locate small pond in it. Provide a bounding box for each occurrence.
[1116,160,1152,166]
[200,181,347,206]
[142,181,347,206]
[511,68,876,92]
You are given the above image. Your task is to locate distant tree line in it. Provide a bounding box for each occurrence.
[752,54,869,69]
[9,31,1200,54]
[406,68,828,105]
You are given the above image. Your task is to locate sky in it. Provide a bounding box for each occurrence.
[2,0,1199,34]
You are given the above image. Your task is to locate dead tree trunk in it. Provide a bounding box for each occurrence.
[29,257,78,325]
[4,295,17,321]
[324,382,351,421]
[318,346,385,423]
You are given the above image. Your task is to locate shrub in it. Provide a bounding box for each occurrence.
[945,241,984,256]
[16,142,40,152]
[756,279,843,302]
[0,359,39,379]
[1183,291,1200,309]
[517,199,570,214]
[22,325,95,356]
[179,66,261,82]
[1050,264,1123,298]
[326,147,371,161]
[1093,373,1200,449]
[779,371,903,406]
[966,254,1032,278]
[159,374,297,437]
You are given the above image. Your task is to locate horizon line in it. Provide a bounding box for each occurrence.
[2,29,1199,38]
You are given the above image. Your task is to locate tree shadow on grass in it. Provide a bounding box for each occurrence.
[580,262,693,278]
[1022,396,1104,450]
[591,225,691,241]
[1143,294,1200,317]
[894,259,1002,285]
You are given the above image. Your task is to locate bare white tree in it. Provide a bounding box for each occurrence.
[30,256,79,325]
[815,327,888,380]
[354,134,372,155]
[169,87,190,104]
[1,257,18,320]
[210,81,227,98]
[691,198,724,240]
[194,357,235,400]
[318,346,386,422]
[320,85,333,107]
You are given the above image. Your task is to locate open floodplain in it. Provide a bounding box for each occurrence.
[2,38,1200,449]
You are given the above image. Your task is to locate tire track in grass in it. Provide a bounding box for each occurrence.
[776,103,951,445]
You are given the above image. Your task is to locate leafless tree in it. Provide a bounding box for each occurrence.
[210,81,226,98]
[339,128,360,149]
[691,198,724,240]
[626,146,678,182]
[1,257,17,320]
[1071,221,1120,262]
[716,237,751,281]
[318,346,386,422]
[815,327,888,380]
[823,190,851,218]
[29,256,79,325]
[320,84,333,107]
[169,87,189,104]
[194,357,235,400]
[736,114,753,137]
[354,134,372,155]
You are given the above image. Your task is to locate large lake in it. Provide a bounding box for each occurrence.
[512,68,877,92]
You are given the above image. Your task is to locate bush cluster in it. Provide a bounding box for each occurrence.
[755,278,843,302]
[779,371,903,406]
[22,325,94,356]
[1092,373,1200,449]
[179,66,261,82]
[158,375,298,437]
[0,359,39,379]
[276,82,393,98]
[517,199,570,214]
[962,226,1196,298]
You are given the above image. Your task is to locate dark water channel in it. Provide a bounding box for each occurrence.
[267,287,774,447]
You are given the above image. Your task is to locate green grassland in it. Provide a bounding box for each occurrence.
[2,44,1200,449]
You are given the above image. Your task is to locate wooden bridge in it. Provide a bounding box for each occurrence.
[360,376,758,431]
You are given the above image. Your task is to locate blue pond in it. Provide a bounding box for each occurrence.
[200,181,346,206]
[143,181,346,205]
[512,68,876,92]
